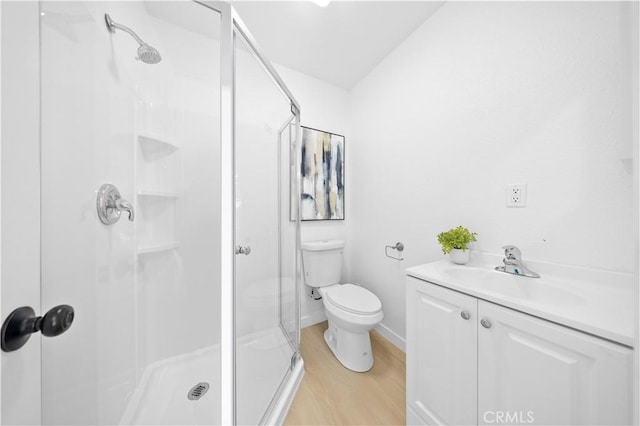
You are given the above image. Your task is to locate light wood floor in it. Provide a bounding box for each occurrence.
[284,322,406,425]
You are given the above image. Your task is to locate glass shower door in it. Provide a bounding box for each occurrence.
[234,30,300,425]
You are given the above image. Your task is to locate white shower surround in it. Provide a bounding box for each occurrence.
[0,1,304,424]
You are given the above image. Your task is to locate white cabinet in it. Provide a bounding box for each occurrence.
[477,301,633,426]
[407,278,478,425]
[406,276,633,426]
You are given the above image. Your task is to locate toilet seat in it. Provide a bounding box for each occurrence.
[322,284,382,315]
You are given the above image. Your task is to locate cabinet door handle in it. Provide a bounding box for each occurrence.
[460,311,471,320]
[480,318,492,328]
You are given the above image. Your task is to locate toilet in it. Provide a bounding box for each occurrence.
[302,240,384,372]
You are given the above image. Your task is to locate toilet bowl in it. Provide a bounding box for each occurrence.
[301,240,384,372]
[319,283,383,372]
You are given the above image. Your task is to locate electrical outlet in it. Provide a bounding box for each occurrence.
[506,184,527,207]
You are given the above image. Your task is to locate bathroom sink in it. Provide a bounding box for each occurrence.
[406,253,635,347]
[442,268,584,306]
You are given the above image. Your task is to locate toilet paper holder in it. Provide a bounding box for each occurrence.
[385,242,404,261]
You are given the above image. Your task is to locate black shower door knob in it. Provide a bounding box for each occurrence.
[1,305,75,352]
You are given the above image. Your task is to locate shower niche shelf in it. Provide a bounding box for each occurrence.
[138,133,180,160]
[137,241,180,256]
[137,189,181,199]
[135,126,182,262]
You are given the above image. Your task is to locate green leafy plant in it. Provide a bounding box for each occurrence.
[437,226,477,254]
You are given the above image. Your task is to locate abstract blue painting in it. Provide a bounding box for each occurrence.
[299,126,345,221]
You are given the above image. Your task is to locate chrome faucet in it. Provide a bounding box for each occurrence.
[114,198,135,221]
[495,245,540,278]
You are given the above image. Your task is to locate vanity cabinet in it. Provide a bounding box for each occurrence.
[407,276,633,426]
[406,277,478,425]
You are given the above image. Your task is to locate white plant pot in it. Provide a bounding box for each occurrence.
[449,248,470,265]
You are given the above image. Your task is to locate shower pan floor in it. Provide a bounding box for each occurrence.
[119,326,293,425]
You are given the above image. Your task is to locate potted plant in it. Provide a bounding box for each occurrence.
[437,226,477,265]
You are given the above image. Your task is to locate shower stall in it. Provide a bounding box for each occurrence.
[0,1,302,424]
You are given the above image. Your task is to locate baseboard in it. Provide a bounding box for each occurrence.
[375,322,406,352]
[301,310,327,328]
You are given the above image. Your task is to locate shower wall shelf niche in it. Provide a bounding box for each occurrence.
[137,241,180,256]
[137,189,180,198]
[138,133,180,160]
[135,107,182,262]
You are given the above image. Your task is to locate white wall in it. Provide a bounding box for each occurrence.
[275,65,351,327]
[349,1,637,348]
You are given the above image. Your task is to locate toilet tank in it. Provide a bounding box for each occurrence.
[301,240,345,287]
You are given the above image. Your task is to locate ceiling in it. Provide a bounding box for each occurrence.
[230,1,444,89]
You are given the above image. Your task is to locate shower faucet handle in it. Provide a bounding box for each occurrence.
[96,184,134,225]
[115,198,134,221]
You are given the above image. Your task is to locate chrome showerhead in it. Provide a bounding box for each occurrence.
[105,13,162,65]
[136,44,162,64]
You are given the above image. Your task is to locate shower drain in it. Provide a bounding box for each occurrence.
[187,382,210,401]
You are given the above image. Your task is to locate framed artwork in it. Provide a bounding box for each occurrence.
[293,126,345,221]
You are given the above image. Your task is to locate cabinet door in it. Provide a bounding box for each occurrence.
[478,301,633,425]
[407,277,478,425]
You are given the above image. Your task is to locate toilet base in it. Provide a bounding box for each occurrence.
[323,321,374,372]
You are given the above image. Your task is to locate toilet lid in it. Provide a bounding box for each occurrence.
[325,284,382,315]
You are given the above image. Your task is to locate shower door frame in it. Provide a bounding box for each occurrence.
[196,2,302,424]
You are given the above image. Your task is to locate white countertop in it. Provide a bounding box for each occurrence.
[406,253,636,347]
